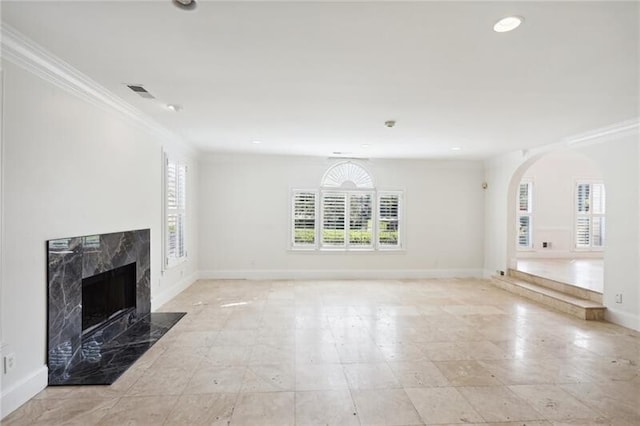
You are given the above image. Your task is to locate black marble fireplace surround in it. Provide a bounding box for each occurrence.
[47,229,184,385]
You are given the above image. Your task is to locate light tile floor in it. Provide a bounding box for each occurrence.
[517,258,604,293]
[4,278,639,425]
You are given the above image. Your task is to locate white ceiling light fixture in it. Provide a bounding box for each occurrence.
[252,140,262,144]
[172,0,197,11]
[166,104,182,112]
[493,16,524,33]
[451,147,461,151]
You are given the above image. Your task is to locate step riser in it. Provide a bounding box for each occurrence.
[509,269,603,304]
[492,277,606,321]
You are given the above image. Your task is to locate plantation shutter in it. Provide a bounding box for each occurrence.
[577,183,590,213]
[576,183,590,247]
[518,216,531,247]
[592,217,605,247]
[292,191,317,247]
[517,182,532,248]
[519,182,531,213]
[289,163,405,252]
[378,193,400,248]
[576,182,605,249]
[576,217,591,247]
[322,193,346,247]
[348,193,373,247]
[592,182,605,247]
[166,159,187,265]
[592,184,605,214]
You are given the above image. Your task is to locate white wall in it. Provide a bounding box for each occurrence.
[579,137,639,328]
[0,67,5,421]
[484,134,640,330]
[199,154,485,278]
[0,60,198,418]
[519,150,603,258]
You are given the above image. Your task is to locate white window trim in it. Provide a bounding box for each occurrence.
[163,152,188,270]
[320,188,375,251]
[290,189,319,250]
[289,187,405,252]
[573,179,605,252]
[516,179,533,250]
[289,162,404,253]
[377,190,404,251]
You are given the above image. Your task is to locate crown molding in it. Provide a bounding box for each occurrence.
[0,23,197,154]
[512,117,640,162]
[563,118,639,147]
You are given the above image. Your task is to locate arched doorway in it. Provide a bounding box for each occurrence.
[506,150,606,294]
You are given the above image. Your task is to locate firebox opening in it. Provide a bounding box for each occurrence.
[82,262,136,333]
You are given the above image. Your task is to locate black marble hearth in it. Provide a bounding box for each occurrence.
[53,312,185,385]
[47,229,184,385]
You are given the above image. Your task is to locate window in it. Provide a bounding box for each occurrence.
[322,192,347,247]
[290,162,403,251]
[165,156,187,267]
[291,191,317,248]
[517,180,533,249]
[378,192,400,247]
[349,193,373,247]
[576,181,605,249]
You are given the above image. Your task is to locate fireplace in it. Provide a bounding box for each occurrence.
[47,229,184,385]
[82,262,137,333]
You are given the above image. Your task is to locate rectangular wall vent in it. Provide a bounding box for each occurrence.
[126,84,155,99]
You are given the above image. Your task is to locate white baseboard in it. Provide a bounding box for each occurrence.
[198,269,484,280]
[483,269,504,279]
[605,308,640,331]
[151,272,198,311]
[1,365,48,420]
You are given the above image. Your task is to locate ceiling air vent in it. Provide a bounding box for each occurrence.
[126,84,155,99]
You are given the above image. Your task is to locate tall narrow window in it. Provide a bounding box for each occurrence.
[517,180,533,249]
[378,192,401,248]
[576,182,605,249]
[292,191,317,247]
[321,192,347,247]
[349,193,373,248]
[166,157,187,266]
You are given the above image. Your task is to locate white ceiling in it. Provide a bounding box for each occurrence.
[2,1,638,159]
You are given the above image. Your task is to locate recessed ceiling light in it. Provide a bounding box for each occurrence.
[252,140,262,145]
[361,144,370,148]
[493,16,524,33]
[166,104,182,112]
[451,147,462,151]
[172,0,197,11]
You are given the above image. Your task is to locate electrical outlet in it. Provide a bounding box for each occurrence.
[615,294,623,304]
[4,353,16,374]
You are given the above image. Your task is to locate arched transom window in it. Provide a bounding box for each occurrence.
[291,161,403,251]
[321,162,374,189]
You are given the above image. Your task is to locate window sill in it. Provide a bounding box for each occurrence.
[288,247,405,254]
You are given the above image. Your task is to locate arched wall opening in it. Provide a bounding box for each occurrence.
[506,149,605,293]
[485,133,638,330]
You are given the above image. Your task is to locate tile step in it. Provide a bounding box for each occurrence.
[508,268,603,304]
[491,275,606,321]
